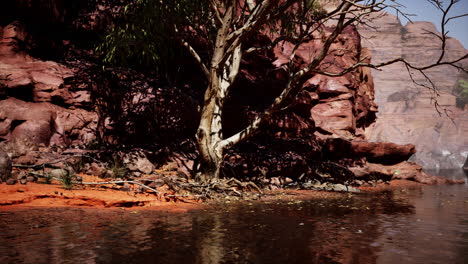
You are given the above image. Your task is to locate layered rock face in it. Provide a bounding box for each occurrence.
[0,22,97,146]
[358,13,468,169]
[266,25,377,140]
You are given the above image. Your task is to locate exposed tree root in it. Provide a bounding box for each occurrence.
[27,172,160,194]
[13,154,357,203]
[25,171,264,201]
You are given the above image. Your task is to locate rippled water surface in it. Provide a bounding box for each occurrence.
[1,170,467,264]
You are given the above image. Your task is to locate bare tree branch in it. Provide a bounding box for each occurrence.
[209,0,223,26]
[174,26,210,79]
[180,38,210,79]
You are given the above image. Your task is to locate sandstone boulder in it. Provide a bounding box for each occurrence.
[325,138,415,165]
[123,151,155,176]
[0,138,38,159]
[0,98,96,145]
[350,141,415,165]
[350,161,464,184]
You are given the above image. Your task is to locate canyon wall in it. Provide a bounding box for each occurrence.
[358,13,468,169]
[0,2,457,183]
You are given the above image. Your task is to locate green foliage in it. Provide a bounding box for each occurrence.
[70,158,86,174]
[110,163,127,179]
[270,0,325,39]
[96,0,325,79]
[108,156,128,179]
[453,79,468,109]
[61,170,76,190]
[96,0,212,77]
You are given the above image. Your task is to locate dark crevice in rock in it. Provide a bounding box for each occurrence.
[6,85,34,102]
[10,120,26,132]
[51,95,68,108]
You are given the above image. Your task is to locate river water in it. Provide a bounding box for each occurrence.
[0,170,467,264]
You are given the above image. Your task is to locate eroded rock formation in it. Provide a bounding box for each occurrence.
[0,22,97,146]
[358,13,468,169]
[268,25,377,140]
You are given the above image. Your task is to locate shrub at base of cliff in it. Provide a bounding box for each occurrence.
[221,137,359,187]
[453,79,468,109]
[68,61,202,149]
[463,157,468,175]
[0,150,12,183]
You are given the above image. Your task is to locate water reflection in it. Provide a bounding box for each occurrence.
[0,171,467,264]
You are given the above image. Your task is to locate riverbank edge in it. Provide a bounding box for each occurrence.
[0,179,428,211]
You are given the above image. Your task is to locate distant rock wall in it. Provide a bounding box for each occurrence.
[358,13,468,169]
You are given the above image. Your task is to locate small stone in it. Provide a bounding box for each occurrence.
[6,179,16,185]
[332,184,348,192]
[134,186,144,194]
[26,176,36,182]
[87,162,106,176]
[20,178,27,185]
[270,177,281,186]
[121,183,131,192]
[16,171,27,180]
[123,151,155,174]
[131,171,142,178]
[115,178,124,186]
[50,169,68,178]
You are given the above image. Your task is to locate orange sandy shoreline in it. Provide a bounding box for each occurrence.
[0,182,203,211]
[0,179,424,211]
